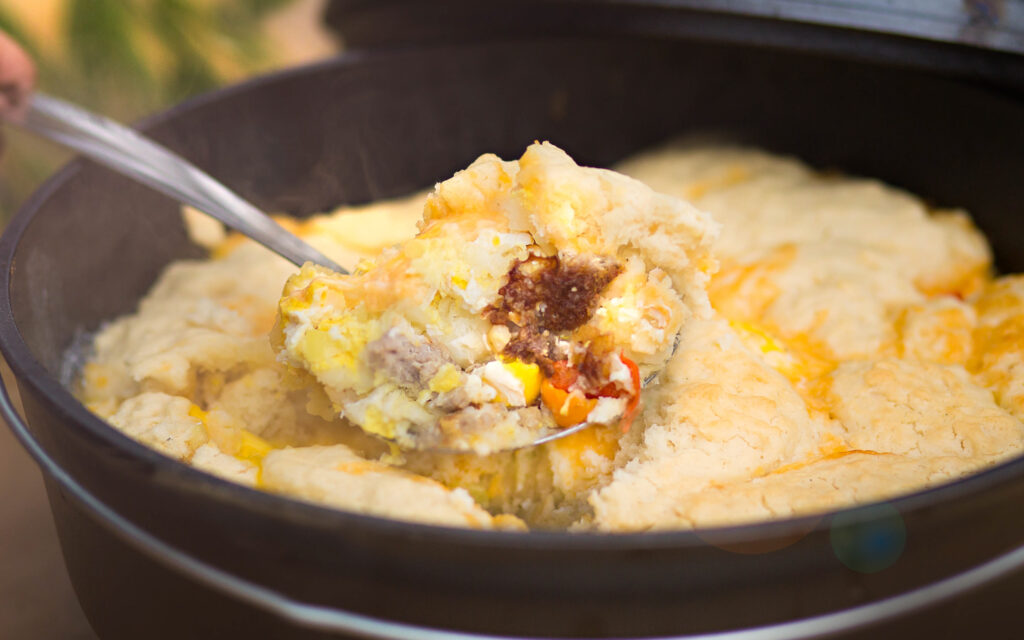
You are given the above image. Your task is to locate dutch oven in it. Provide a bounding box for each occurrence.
[3,3,1024,638]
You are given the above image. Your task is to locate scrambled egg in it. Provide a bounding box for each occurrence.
[77,143,1024,531]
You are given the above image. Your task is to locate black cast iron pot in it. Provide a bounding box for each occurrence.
[4,34,1024,639]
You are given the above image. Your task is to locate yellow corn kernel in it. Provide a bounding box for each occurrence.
[503,360,541,405]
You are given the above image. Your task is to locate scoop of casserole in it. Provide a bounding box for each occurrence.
[273,143,718,453]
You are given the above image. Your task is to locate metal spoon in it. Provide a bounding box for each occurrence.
[18,92,346,274]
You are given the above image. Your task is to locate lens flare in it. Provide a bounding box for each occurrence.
[830,503,906,573]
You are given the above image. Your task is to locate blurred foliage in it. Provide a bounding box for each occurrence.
[0,0,315,221]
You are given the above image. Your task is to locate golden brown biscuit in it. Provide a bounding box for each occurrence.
[827,358,1024,460]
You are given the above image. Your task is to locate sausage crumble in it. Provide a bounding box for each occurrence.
[486,254,621,375]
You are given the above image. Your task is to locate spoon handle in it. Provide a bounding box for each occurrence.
[19,92,347,274]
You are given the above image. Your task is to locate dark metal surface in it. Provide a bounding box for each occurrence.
[2,34,1024,639]
[618,0,1024,55]
[325,0,1024,90]
[329,0,1024,55]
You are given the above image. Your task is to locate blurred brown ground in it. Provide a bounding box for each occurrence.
[0,363,96,639]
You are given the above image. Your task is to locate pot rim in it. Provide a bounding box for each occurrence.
[3,42,1024,554]
[6,365,1024,640]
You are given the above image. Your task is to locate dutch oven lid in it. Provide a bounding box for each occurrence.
[325,0,1024,88]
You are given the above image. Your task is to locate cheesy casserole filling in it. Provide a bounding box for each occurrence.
[75,142,1024,531]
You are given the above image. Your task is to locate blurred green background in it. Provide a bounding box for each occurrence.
[0,0,339,222]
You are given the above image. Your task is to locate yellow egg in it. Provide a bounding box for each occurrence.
[361,406,397,439]
[236,430,274,464]
[298,329,354,372]
[187,403,208,425]
[429,364,462,393]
